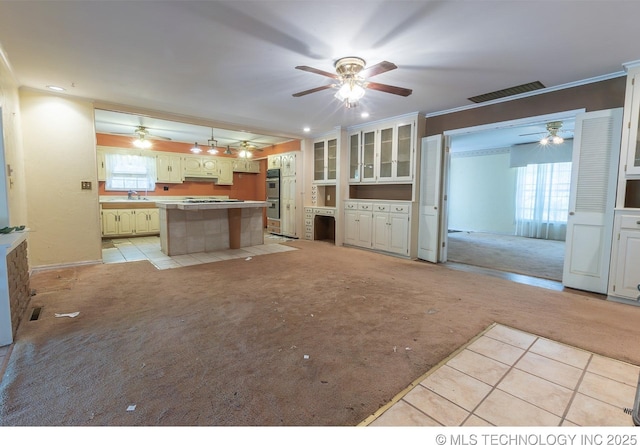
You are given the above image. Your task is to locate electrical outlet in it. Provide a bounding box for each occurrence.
[327,194,331,201]
[81,181,92,190]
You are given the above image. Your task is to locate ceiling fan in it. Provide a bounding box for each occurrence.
[292,56,412,108]
[110,125,172,148]
[224,141,268,158]
[519,121,571,145]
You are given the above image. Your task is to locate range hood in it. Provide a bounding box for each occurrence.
[183,175,219,182]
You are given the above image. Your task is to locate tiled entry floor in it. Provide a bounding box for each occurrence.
[102,234,296,269]
[363,324,640,427]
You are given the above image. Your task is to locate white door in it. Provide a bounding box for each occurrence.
[562,108,623,293]
[418,135,444,262]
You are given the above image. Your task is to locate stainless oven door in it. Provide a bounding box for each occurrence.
[266,179,280,199]
[266,199,280,219]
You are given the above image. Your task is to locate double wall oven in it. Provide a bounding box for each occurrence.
[266,168,280,219]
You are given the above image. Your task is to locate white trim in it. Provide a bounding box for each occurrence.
[426,72,624,118]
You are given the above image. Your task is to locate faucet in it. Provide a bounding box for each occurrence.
[127,190,138,200]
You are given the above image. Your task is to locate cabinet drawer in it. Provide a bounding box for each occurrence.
[373,203,390,212]
[390,203,410,214]
[304,207,314,215]
[344,201,358,210]
[620,215,640,230]
[305,219,313,226]
[305,225,313,234]
[314,207,335,216]
[357,202,372,211]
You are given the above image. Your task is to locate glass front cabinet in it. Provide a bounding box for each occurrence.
[313,137,337,183]
[622,64,640,176]
[348,118,415,183]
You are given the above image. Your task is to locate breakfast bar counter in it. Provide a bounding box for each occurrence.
[156,200,267,256]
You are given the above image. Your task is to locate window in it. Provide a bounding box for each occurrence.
[105,152,156,192]
[515,162,572,240]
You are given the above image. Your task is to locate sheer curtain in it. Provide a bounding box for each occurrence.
[514,162,572,241]
[105,152,156,192]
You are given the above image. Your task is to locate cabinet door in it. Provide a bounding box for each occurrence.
[327,138,337,181]
[247,160,260,173]
[362,130,376,182]
[101,210,119,236]
[388,212,410,255]
[117,210,135,235]
[344,210,359,245]
[372,212,390,251]
[378,127,394,180]
[626,73,640,175]
[183,156,202,175]
[313,141,325,181]
[157,154,182,183]
[613,230,640,300]
[134,210,150,234]
[217,159,234,185]
[357,211,373,247]
[97,150,106,181]
[349,132,361,182]
[395,123,413,180]
[283,153,296,177]
[147,209,160,233]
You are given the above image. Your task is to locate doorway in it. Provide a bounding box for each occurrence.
[442,111,582,282]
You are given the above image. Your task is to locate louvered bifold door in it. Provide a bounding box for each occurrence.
[562,108,623,293]
[418,135,444,263]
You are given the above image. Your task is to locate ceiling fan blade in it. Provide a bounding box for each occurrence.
[292,84,335,97]
[361,61,397,78]
[365,81,412,97]
[295,65,338,79]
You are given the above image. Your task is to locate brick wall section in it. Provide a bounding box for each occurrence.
[8,241,30,338]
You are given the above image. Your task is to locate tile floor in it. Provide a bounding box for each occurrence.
[363,323,640,426]
[101,233,297,269]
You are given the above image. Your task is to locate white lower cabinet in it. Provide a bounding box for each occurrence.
[344,200,410,255]
[608,210,640,302]
[101,208,160,237]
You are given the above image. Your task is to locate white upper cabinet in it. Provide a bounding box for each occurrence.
[622,67,640,176]
[313,137,337,183]
[348,117,416,184]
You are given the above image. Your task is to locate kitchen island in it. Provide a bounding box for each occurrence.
[156,200,267,256]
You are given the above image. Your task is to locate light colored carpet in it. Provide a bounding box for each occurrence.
[447,231,565,281]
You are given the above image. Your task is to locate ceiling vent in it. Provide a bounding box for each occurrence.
[467,81,546,103]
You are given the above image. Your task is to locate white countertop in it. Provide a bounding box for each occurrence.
[0,230,28,254]
[156,200,267,210]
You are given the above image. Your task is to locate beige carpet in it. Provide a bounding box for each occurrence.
[0,240,638,426]
[447,231,565,281]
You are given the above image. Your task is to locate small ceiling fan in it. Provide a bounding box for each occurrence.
[519,121,571,145]
[292,56,412,108]
[110,125,172,148]
[225,141,268,158]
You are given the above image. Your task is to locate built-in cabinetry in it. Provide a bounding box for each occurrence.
[183,155,233,185]
[97,146,259,187]
[609,62,640,305]
[344,200,411,256]
[313,137,337,183]
[232,158,260,173]
[608,210,640,302]
[267,151,301,238]
[304,206,335,242]
[101,204,160,237]
[349,117,415,183]
[156,153,183,183]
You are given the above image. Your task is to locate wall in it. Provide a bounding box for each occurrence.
[426,77,626,136]
[0,45,28,228]
[448,149,517,234]
[97,134,300,200]
[20,90,102,268]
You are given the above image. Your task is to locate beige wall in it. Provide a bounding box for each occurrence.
[0,46,28,228]
[20,89,102,268]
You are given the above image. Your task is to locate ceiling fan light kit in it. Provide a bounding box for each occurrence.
[540,121,564,146]
[293,56,412,108]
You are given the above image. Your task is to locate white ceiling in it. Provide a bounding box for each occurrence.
[0,1,639,147]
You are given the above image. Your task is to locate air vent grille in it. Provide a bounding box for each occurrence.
[468,81,546,103]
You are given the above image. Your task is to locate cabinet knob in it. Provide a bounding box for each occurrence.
[569,212,575,216]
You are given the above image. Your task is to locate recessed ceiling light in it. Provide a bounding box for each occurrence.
[361,112,370,118]
[46,85,66,92]
[303,127,310,132]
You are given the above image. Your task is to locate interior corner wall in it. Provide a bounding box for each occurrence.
[0,49,28,228]
[425,77,626,136]
[448,150,517,234]
[20,89,101,268]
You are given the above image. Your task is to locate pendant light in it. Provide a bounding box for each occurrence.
[190,142,202,153]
